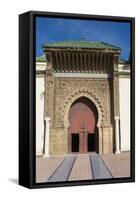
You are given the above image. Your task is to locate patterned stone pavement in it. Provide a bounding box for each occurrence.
[89,154,112,179]
[47,155,76,182]
[36,152,130,183]
[101,153,130,178]
[69,154,92,181]
[36,156,64,182]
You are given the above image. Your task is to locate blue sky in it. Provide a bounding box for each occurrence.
[36,17,130,60]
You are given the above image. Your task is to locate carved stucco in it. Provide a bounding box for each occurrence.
[113,54,120,117]
[45,70,54,119]
[53,78,112,128]
[113,76,120,116]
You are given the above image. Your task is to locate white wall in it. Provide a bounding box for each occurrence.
[119,77,130,151]
[36,75,45,155]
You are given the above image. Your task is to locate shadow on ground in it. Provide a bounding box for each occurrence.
[8,178,18,185]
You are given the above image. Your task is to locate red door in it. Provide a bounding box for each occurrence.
[68,97,96,153]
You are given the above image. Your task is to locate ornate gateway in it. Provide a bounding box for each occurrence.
[42,40,121,155]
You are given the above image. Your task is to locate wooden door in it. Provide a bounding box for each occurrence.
[68,97,96,153]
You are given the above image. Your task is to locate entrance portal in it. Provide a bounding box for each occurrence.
[68,97,98,153]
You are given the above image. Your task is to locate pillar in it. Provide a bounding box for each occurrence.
[112,53,120,154]
[43,117,50,157]
[79,133,83,153]
[115,115,120,154]
[45,51,54,125]
[98,127,103,154]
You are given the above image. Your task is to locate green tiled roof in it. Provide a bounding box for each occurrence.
[43,40,121,50]
[36,54,46,62]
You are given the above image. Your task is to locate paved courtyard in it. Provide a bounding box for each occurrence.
[36,152,130,183]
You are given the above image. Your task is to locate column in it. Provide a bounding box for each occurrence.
[43,117,50,157]
[115,115,120,154]
[84,132,87,153]
[112,53,120,154]
[98,127,103,154]
[79,133,83,153]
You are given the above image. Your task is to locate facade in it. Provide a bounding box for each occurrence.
[36,41,130,156]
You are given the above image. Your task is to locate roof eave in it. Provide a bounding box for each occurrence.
[43,49,121,55]
[43,46,121,52]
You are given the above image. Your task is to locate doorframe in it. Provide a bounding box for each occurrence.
[66,94,102,153]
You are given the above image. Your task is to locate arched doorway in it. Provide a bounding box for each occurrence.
[68,96,98,154]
